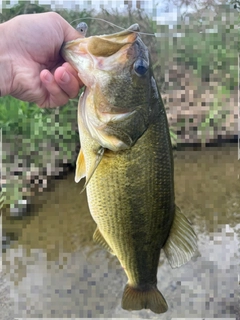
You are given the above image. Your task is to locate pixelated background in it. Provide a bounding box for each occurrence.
[0,0,239,319]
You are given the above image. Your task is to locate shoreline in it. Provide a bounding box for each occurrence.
[2,139,237,219]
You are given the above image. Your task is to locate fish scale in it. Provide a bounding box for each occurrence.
[61,23,197,314]
[81,112,174,288]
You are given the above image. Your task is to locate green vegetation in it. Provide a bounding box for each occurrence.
[0,1,238,207]
[1,96,79,206]
[0,96,79,155]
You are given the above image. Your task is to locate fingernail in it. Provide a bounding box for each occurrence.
[61,71,70,83]
[44,71,53,83]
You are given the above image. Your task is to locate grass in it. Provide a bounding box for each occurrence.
[1,96,79,207]
[0,96,78,155]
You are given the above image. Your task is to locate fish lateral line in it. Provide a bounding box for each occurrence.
[70,17,155,37]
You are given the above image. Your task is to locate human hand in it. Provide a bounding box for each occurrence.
[0,12,83,107]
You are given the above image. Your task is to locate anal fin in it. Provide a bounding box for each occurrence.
[93,227,115,255]
[163,206,198,268]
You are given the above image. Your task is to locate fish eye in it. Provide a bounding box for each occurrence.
[76,22,88,36]
[133,59,149,76]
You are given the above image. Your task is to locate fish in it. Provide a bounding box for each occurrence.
[61,24,197,314]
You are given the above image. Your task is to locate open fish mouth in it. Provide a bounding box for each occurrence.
[62,23,139,52]
[61,24,140,76]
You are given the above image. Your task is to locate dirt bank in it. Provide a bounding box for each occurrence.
[164,66,237,145]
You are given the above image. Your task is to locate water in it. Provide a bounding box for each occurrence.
[1,145,240,319]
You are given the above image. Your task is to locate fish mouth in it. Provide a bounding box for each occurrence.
[61,24,140,87]
[61,24,139,59]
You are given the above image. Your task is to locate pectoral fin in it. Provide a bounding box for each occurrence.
[163,206,198,268]
[75,149,86,183]
[93,227,115,255]
[81,147,105,193]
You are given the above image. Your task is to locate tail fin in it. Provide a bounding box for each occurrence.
[121,284,168,314]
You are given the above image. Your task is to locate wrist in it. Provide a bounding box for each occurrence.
[0,21,13,97]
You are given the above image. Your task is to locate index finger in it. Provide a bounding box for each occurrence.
[62,62,84,87]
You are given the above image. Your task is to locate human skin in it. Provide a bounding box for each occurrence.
[0,12,83,107]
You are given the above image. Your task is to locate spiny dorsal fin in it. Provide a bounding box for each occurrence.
[80,147,105,193]
[93,227,115,255]
[75,149,86,183]
[163,206,198,268]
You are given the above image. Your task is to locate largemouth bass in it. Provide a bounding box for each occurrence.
[61,24,197,314]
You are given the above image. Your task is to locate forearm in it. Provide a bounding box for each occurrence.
[0,20,13,97]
